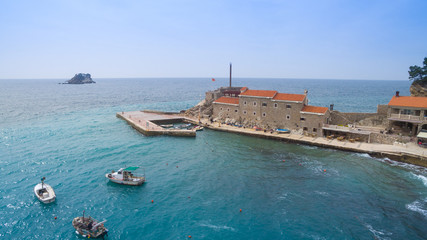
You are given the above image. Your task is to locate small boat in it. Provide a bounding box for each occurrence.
[73,211,108,239]
[193,126,204,131]
[177,123,192,129]
[105,167,145,186]
[34,177,56,203]
[160,124,173,128]
[276,128,290,134]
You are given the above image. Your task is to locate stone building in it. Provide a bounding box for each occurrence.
[387,91,427,135]
[212,87,330,136]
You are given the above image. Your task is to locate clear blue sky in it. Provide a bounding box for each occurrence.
[0,0,426,80]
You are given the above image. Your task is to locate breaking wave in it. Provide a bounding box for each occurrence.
[406,198,427,218]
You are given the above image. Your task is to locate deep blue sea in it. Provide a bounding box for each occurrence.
[1,78,426,239]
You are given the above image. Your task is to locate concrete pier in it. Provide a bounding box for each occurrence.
[117,111,196,137]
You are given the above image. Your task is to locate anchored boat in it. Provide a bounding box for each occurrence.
[34,177,56,204]
[72,211,108,239]
[105,167,145,186]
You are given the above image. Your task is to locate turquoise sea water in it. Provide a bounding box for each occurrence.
[0,78,426,239]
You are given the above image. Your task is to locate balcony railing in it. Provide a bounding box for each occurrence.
[389,113,422,121]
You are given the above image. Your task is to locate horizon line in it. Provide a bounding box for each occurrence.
[0,77,409,81]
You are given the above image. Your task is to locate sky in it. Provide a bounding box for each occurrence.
[0,0,426,80]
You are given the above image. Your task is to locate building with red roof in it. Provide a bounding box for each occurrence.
[212,87,330,136]
[387,91,427,135]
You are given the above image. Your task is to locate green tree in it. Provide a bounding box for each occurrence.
[408,57,427,83]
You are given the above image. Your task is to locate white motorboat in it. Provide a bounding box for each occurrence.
[193,125,204,131]
[105,167,145,186]
[34,177,56,203]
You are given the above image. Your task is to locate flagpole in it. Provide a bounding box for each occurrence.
[229,63,232,87]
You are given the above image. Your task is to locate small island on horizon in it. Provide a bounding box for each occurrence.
[63,73,95,84]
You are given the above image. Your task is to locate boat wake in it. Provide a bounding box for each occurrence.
[198,223,236,232]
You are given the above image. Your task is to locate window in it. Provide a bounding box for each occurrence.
[243,110,247,115]
[220,107,223,111]
[253,102,257,106]
[262,102,267,107]
[286,115,290,120]
[253,112,256,116]
[303,127,308,131]
[262,112,266,117]
[227,108,230,112]
[274,103,278,108]
[286,104,291,108]
[313,128,317,132]
[235,109,238,113]
[401,109,414,115]
[300,117,305,121]
[244,101,247,105]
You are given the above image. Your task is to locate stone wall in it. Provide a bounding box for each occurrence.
[300,111,330,137]
[212,103,240,121]
[377,104,388,116]
[330,111,379,125]
[370,133,412,144]
[237,96,306,129]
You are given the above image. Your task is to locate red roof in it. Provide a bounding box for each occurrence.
[240,87,248,93]
[239,90,277,98]
[273,93,305,102]
[301,105,328,114]
[388,96,427,108]
[214,96,239,105]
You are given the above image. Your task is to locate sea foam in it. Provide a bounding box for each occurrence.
[406,198,427,218]
[411,173,427,187]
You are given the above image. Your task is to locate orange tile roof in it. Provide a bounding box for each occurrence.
[301,105,328,114]
[240,87,248,93]
[388,96,427,108]
[239,89,277,98]
[273,93,305,102]
[214,96,239,105]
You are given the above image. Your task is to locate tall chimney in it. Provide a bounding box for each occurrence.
[395,91,400,97]
[229,63,232,88]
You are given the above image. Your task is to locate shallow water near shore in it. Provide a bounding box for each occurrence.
[1,78,426,239]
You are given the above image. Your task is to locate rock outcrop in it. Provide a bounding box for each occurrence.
[410,81,427,97]
[184,99,214,119]
[64,73,95,84]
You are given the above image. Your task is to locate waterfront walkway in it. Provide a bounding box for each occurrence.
[193,118,427,167]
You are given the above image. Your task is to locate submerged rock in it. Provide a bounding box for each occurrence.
[64,73,95,84]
